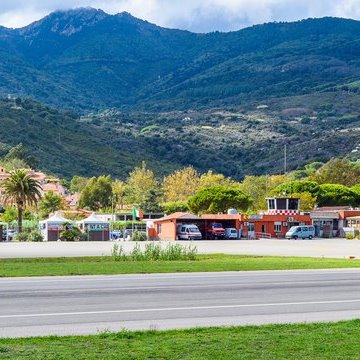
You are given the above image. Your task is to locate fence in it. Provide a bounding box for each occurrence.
[255,232,272,240]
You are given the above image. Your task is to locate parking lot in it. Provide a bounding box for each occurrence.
[1,238,360,259]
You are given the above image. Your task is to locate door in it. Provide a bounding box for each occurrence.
[248,223,255,239]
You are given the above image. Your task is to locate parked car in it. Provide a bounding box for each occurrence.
[207,223,225,239]
[225,228,238,239]
[110,230,122,240]
[285,225,315,240]
[177,224,202,240]
[2,229,16,241]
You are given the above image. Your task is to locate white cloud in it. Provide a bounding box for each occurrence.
[0,0,359,31]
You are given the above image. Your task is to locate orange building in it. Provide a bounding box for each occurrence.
[243,213,312,239]
[150,197,312,241]
[150,213,200,241]
[150,212,248,240]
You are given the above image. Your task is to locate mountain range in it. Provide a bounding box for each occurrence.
[1,8,360,111]
[0,9,360,179]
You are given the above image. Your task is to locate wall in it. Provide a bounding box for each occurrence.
[157,221,176,240]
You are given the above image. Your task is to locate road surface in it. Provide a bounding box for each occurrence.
[1,238,360,259]
[1,269,360,338]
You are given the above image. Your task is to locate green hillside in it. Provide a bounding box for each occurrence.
[1,93,358,180]
[0,10,360,110]
[0,98,175,178]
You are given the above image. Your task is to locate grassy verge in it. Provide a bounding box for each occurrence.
[0,254,359,277]
[1,320,360,359]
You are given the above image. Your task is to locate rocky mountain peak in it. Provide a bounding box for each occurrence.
[19,7,109,37]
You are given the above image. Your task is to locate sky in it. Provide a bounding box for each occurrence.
[0,0,359,32]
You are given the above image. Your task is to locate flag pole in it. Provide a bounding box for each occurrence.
[132,207,135,237]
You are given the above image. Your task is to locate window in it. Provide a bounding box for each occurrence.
[277,198,287,210]
[288,198,299,210]
[268,199,275,210]
[181,226,186,232]
[248,223,255,232]
[157,224,162,234]
[274,222,282,232]
[333,219,339,231]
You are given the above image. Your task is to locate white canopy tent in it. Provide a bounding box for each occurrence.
[39,212,72,241]
[77,213,110,241]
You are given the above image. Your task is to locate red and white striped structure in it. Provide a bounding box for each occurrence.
[265,197,300,216]
[266,209,299,215]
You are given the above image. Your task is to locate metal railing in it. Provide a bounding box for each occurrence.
[255,232,272,239]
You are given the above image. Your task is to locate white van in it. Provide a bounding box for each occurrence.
[177,224,202,240]
[225,228,238,239]
[285,225,315,240]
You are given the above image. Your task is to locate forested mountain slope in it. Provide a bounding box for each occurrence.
[0,9,359,110]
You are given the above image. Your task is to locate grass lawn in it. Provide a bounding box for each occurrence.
[0,254,359,277]
[1,320,360,359]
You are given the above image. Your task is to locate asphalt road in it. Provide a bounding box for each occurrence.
[1,269,360,338]
[1,238,360,259]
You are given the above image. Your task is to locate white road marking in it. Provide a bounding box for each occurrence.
[2,299,360,319]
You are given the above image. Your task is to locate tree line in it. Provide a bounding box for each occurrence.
[2,157,360,234]
[70,158,360,214]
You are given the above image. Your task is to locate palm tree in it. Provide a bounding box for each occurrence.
[39,191,64,217]
[1,169,42,233]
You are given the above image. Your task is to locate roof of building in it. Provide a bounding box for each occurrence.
[346,216,360,220]
[155,212,200,222]
[312,206,355,212]
[42,183,65,192]
[200,214,242,220]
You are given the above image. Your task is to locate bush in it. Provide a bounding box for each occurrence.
[16,232,29,242]
[345,233,355,240]
[111,242,198,261]
[28,230,43,242]
[111,243,127,261]
[15,229,43,242]
[111,221,144,231]
[60,227,82,241]
[131,231,147,242]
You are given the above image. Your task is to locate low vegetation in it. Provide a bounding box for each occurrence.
[111,242,198,261]
[130,231,148,242]
[16,229,43,242]
[1,320,360,359]
[0,254,359,277]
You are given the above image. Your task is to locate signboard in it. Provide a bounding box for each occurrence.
[85,224,109,231]
[48,225,63,230]
[310,212,339,220]
[249,214,263,220]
